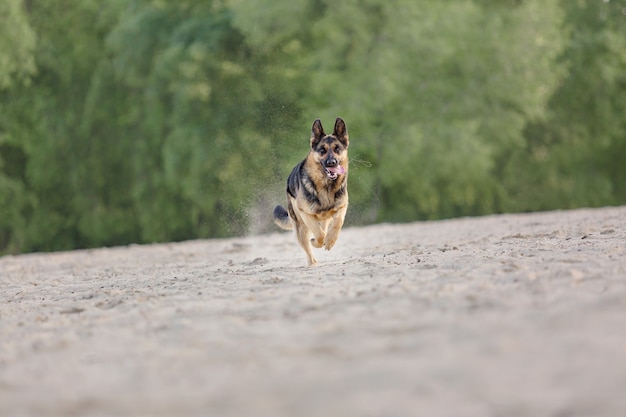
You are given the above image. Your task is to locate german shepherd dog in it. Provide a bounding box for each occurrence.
[273,117,349,266]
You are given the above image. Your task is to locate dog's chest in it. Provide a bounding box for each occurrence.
[312,182,347,213]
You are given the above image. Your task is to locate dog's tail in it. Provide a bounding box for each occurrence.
[273,205,293,231]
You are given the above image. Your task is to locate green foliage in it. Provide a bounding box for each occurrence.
[0,0,624,254]
[0,0,37,251]
[0,0,36,89]
[86,0,304,242]
[503,0,626,210]
[249,0,567,221]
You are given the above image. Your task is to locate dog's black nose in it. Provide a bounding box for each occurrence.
[325,158,337,167]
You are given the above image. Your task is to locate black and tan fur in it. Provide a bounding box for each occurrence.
[273,117,349,266]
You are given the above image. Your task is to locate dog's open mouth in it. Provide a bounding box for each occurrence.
[323,165,345,180]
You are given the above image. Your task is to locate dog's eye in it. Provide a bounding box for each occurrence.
[334,146,341,153]
[319,148,327,155]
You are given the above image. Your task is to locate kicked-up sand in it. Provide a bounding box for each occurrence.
[1,206,625,416]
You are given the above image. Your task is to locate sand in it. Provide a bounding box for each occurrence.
[1,206,625,417]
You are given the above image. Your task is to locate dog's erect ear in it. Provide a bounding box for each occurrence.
[311,119,325,149]
[333,117,349,148]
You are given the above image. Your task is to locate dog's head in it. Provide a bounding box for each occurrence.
[310,117,349,181]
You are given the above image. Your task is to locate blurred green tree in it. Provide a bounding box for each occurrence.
[504,0,626,210]
[234,0,566,221]
[0,0,623,254]
[0,0,36,89]
[84,0,305,243]
[1,0,120,252]
[0,0,37,251]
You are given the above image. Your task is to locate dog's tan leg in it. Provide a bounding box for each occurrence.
[324,205,347,251]
[288,199,317,266]
[299,230,317,266]
[313,219,332,248]
[300,214,326,249]
[293,217,317,266]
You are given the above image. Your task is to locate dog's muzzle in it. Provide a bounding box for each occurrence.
[322,159,345,180]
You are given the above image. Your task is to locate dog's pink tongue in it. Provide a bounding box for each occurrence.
[327,166,345,175]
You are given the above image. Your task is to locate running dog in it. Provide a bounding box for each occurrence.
[273,117,349,266]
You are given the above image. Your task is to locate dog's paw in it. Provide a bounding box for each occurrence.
[323,234,338,251]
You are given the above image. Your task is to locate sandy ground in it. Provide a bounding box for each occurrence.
[1,206,625,417]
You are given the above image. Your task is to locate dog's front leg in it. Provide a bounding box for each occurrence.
[324,205,347,251]
[293,220,317,266]
[300,213,326,249]
[289,200,318,266]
